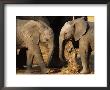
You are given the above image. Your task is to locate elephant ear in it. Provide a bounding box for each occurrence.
[33,30,40,45]
[74,17,87,41]
[24,20,40,45]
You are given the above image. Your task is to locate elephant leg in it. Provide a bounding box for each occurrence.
[25,50,33,73]
[79,37,90,74]
[32,44,48,74]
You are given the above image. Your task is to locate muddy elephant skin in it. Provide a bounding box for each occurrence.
[16,19,54,74]
[59,17,94,74]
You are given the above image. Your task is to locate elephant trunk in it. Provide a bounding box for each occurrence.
[59,35,64,62]
[47,37,54,65]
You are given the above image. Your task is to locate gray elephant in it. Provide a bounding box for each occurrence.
[16,19,54,74]
[59,17,94,74]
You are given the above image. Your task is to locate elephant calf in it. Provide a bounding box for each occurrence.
[16,19,54,74]
[59,17,94,74]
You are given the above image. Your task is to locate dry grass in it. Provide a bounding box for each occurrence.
[58,41,80,74]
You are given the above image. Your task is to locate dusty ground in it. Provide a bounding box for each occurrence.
[16,41,94,74]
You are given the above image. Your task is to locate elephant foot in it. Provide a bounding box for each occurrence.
[41,68,49,74]
[25,69,32,74]
[80,69,90,74]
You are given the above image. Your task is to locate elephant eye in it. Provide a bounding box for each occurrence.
[46,38,48,41]
[65,32,67,34]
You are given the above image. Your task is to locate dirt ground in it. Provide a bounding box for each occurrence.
[16,41,94,74]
